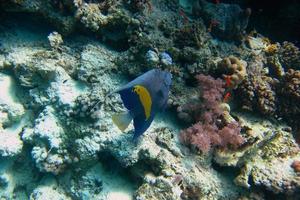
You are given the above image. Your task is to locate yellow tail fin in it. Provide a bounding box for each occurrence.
[112,112,132,132]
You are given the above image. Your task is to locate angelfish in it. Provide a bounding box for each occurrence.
[109,69,172,140]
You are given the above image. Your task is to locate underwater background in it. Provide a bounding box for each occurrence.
[0,0,300,199]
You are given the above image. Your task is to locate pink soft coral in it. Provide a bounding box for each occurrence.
[180,121,243,153]
[179,74,244,153]
[179,74,225,123]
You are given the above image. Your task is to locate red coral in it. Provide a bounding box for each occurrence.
[179,74,244,153]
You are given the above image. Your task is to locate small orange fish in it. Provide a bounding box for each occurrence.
[223,92,231,103]
[224,76,232,88]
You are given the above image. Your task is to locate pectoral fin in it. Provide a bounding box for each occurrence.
[112,112,133,132]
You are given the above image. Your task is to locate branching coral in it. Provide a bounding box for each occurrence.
[279,41,300,70]
[278,69,300,118]
[179,74,244,153]
[237,72,277,116]
[256,77,277,115]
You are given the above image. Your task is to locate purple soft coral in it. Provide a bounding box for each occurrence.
[179,74,244,153]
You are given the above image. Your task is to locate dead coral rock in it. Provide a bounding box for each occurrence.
[215,113,300,194]
[48,31,63,50]
[75,3,108,31]
[279,41,300,70]
[218,56,247,89]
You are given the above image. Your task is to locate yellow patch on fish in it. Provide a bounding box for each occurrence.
[133,85,152,120]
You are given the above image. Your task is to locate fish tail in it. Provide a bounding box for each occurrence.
[112,112,132,132]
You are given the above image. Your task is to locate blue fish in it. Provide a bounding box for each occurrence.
[110,69,172,140]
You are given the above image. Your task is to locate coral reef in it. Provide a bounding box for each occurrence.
[0,0,300,199]
[236,49,299,120]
